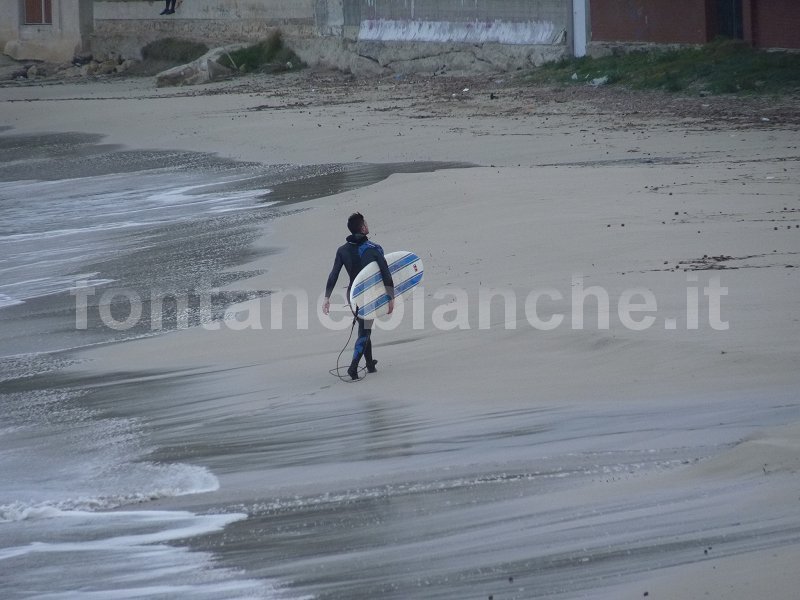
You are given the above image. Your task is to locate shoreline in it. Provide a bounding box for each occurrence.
[3,72,799,598]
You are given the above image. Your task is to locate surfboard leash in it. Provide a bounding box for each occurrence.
[328,308,369,383]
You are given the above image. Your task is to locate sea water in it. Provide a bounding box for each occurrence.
[0,131,301,599]
[0,130,465,598]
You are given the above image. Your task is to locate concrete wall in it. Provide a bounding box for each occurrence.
[3,0,94,61]
[316,0,571,74]
[342,0,568,25]
[94,0,314,24]
[0,0,567,73]
[90,0,571,73]
[342,0,568,44]
[93,0,315,58]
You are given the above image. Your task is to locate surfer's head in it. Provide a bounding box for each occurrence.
[348,212,368,235]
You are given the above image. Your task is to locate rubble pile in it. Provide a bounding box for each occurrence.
[0,52,139,82]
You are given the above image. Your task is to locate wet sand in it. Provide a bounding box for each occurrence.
[2,71,799,598]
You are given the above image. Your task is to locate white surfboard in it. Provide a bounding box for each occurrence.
[349,250,424,320]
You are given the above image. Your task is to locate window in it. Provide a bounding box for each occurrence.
[24,0,53,25]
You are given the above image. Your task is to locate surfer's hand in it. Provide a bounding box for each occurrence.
[387,298,394,314]
[322,298,330,315]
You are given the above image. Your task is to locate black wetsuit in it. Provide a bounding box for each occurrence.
[325,233,394,367]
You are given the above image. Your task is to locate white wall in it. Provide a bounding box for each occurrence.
[0,1,21,54]
[3,0,93,62]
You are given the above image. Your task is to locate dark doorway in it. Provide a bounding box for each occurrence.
[716,0,743,38]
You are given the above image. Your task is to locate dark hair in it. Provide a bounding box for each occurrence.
[347,212,365,234]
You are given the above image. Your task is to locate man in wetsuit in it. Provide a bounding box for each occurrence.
[323,212,394,380]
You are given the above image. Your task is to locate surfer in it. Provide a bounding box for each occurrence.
[323,212,394,380]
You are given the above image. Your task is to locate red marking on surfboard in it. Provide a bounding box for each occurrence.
[413,264,418,272]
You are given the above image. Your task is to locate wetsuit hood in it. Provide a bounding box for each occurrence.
[346,233,368,244]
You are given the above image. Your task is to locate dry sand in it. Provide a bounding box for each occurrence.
[3,70,799,597]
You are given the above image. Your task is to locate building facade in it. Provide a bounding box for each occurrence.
[1,0,797,66]
[2,0,93,61]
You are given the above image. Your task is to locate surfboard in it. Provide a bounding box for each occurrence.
[349,250,424,320]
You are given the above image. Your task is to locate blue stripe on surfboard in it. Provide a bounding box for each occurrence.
[351,252,418,299]
[395,270,423,295]
[358,271,424,317]
[351,252,417,298]
[358,295,389,318]
[358,271,424,318]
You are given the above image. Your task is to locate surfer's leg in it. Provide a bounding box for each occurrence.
[364,320,377,372]
[364,339,376,372]
[348,319,371,379]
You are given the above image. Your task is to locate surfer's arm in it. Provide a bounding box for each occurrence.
[365,248,395,300]
[324,250,344,302]
[377,257,395,300]
[374,253,395,314]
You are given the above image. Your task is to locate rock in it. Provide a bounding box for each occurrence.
[27,64,39,78]
[61,66,82,78]
[156,63,195,87]
[156,44,244,87]
[0,65,22,81]
[115,59,136,74]
[206,56,235,81]
[80,62,98,77]
[96,60,118,75]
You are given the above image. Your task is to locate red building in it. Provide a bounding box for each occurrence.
[590,0,800,50]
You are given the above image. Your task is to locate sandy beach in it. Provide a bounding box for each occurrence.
[1,70,799,598]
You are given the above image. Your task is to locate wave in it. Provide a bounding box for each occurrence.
[0,273,116,312]
[0,220,150,242]
[0,462,220,523]
[0,510,288,600]
[0,292,23,308]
